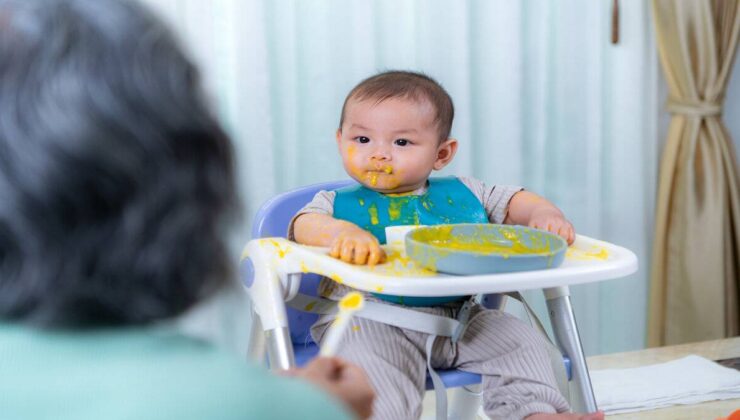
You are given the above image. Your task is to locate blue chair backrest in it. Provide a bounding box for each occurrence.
[251,180,354,345]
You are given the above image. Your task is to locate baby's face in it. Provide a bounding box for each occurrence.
[337,97,452,194]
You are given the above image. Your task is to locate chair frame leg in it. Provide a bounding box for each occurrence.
[448,384,482,420]
[266,326,295,370]
[246,310,266,363]
[242,240,298,371]
[544,286,597,413]
[246,304,296,370]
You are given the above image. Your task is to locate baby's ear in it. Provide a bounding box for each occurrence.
[433,138,458,170]
[335,129,342,146]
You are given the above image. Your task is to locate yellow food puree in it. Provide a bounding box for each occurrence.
[411,225,554,255]
[339,292,364,310]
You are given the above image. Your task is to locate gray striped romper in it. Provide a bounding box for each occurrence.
[289,177,571,420]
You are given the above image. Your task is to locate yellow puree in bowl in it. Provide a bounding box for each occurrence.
[411,225,554,255]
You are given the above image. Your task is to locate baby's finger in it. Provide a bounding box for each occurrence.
[367,245,384,266]
[353,243,369,265]
[556,225,569,241]
[554,222,575,245]
[330,238,343,259]
[340,240,355,263]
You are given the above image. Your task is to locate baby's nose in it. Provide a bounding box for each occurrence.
[371,145,391,160]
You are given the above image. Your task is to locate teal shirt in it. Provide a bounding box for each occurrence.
[0,323,351,420]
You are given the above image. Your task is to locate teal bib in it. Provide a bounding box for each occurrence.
[333,177,488,306]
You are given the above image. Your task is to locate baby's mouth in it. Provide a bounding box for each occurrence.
[369,165,393,174]
[364,167,393,187]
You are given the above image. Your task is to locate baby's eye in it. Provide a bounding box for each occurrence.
[354,136,370,144]
[394,138,410,146]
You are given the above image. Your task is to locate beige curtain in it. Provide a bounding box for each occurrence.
[649,0,740,347]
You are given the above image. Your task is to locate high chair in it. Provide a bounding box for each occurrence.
[242,180,638,418]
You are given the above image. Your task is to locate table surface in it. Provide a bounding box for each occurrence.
[420,337,740,419]
[258,230,638,297]
[587,337,740,419]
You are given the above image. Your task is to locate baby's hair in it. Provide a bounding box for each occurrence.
[339,70,455,143]
[0,0,239,328]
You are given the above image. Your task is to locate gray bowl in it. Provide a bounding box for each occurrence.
[405,224,567,275]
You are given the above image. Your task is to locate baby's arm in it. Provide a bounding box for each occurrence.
[293,213,386,265]
[504,191,575,245]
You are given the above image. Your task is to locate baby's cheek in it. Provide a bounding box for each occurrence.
[344,159,364,178]
[384,176,401,189]
[346,144,357,157]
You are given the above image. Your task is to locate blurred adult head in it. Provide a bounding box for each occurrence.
[0,0,239,328]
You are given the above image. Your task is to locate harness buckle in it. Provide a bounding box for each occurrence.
[451,296,476,343]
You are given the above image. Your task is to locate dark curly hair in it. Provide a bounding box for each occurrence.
[0,0,239,328]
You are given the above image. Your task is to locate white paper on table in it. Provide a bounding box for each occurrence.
[591,355,740,414]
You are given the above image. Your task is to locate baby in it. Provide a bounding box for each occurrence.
[291,71,603,420]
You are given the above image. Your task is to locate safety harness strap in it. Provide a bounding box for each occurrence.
[289,293,460,337]
[425,335,447,420]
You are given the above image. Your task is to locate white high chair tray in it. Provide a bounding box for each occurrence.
[244,226,634,413]
[254,227,638,297]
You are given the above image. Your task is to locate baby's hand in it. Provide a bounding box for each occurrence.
[528,208,575,245]
[330,225,386,265]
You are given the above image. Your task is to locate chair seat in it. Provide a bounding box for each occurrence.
[293,342,572,390]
